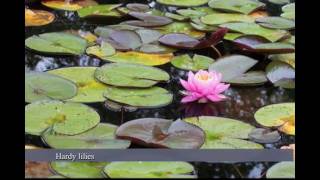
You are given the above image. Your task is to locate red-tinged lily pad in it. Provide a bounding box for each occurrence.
[115,118,205,149]
[266,61,295,89]
[233,35,295,54]
[108,30,142,50]
[158,28,228,49]
[123,12,173,27]
[248,128,281,143]
[126,3,150,12]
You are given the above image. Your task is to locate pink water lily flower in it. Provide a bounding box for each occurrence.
[180,70,230,103]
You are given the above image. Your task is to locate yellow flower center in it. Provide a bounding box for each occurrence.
[197,73,211,81]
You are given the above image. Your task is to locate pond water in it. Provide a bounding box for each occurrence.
[25,0,295,178]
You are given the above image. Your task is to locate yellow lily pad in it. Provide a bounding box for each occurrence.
[25,9,55,27]
[41,0,98,11]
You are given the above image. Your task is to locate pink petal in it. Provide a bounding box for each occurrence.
[181,95,200,103]
[206,94,225,102]
[180,79,192,91]
[214,83,230,94]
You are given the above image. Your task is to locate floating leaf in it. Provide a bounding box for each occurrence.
[108,30,142,50]
[41,0,98,11]
[25,100,100,136]
[266,162,295,178]
[126,3,150,12]
[256,17,295,30]
[139,44,176,54]
[248,128,281,143]
[201,13,254,25]
[281,3,295,20]
[268,0,290,5]
[25,9,55,27]
[190,19,219,32]
[208,0,265,14]
[209,55,258,82]
[171,54,215,71]
[135,29,162,44]
[269,53,295,68]
[266,61,295,89]
[281,35,295,45]
[50,162,108,178]
[155,22,205,38]
[25,72,77,103]
[42,123,131,149]
[158,28,228,49]
[86,41,116,58]
[104,86,173,108]
[25,32,87,55]
[176,9,207,19]
[220,22,289,42]
[116,118,205,148]
[77,4,123,18]
[156,0,209,7]
[227,71,268,86]
[124,12,173,27]
[103,162,195,178]
[48,67,109,103]
[95,63,169,87]
[165,12,188,21]
[254,103,295,135]
[184,116,263,149]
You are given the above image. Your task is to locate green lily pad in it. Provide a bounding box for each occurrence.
[139,44,177,54]
[116,118,205,148]
[25,32,88,55]
[256,17,295,30]
[77,4,123,18]
[42,123,131,149]
[155,22,205,39]
[171,54,215,71]
[176,9,207,19]
[266,61,295,89]
[268,0,290,5]
[184,116,263,149]
[281,35,295,45]
[201,13,254,25]
[157,0,209,7]
[266,162,295,178]
[190,19,219,32]
[41,0,98,11]
[220,22,289,42]
[254,103,295,135]
[25,72,77,103]
[165,12,188,21]
[248,128,281,144]
[95,63,170,87]
[126,3,150,12]
[50,162,108,178]
[103,162,195,178]
[209,55,258,82]
[104,86,173,108]
[86,41,116,58]
[208,0,265,14]
[227,71,268,86]
[281,3,295,20]
[25,100,100,136]
[48,67,110,103]
[269,53,295,68]
[135,29,162,44]
[223,33,244,41]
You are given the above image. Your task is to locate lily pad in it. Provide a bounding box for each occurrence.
[95,63,170,87]
[227,71,268,86]
[25,72,77,103]
[208,0,265,14]
[139,44,177,54]
[256,17,295,30]
[124,12,173,27]
[190,19,219,32]
[126,3,150,12]
[268,0,290,5]
[107,30,142,50]
[266,162,295,178]
[77,4,123,18]
[41,0,98,11]
[266,61,295,89]
[254,103,295,135]
[184,116,263,149]
[176,9,207,19]
[25,100,100,136]
[25,32,88,55]
[201,13,254,25]
[281,3,295,20]
[42,123,131,149]
[116,118,205,148]
[220,22,289,42]
[104,86,173,108]
[165,12,188,21]
[155,22,205,38]
[248,128,281,143]
[269,53,295,68]
[86,41,116,58]
[103,162,195,178]
[171,54,215,71]
[209,55,258,82]
[50,162,108,178]
[48,67,110,103]
[156,0,209,7]
[25,9,55,27]
[135,29,162,44]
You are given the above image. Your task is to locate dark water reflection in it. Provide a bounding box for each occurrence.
[25,0,295,178]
